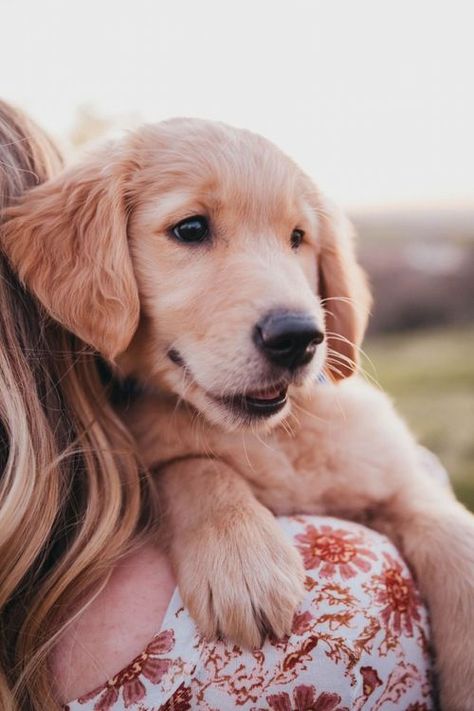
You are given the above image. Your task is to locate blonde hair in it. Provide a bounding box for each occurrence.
[0,101,156,709]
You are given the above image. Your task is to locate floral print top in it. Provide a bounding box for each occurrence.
[66,516,433,711]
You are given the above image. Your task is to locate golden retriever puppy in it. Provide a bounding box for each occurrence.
[2,119,474,710]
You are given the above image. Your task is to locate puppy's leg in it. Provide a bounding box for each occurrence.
[157,458,306,648]
[373,475,474,711]
[312,430,474,710]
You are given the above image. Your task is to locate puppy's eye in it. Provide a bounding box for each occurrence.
[171,215,209,243]
[291,228,304,250]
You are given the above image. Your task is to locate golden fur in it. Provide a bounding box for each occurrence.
[2,118,474,710]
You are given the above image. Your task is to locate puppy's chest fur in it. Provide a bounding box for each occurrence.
[127,378,404,521]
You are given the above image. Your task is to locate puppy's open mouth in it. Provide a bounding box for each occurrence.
[167,348,288,419]
[219,384,288,418]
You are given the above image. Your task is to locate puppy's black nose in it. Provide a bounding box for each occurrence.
[253,311,324,370]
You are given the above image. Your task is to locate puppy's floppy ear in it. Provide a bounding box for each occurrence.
[317,200,372,380]
[1,145,140,360]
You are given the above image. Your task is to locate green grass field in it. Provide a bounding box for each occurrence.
[364,327,474,511]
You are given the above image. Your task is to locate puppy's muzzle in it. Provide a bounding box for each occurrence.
[253,310,324,370]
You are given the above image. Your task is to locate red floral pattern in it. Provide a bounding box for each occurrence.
[359,665,383,700]
[296,524,378,579]
[67,517,433,711]
[372,552,422,636]
[77,630,176,710]
[158,683,192,711]
[265,684,349,711]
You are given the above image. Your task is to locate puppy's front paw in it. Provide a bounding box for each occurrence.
[172,510,306,648]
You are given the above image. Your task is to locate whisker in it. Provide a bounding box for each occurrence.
[324,358,347,381]
[325,330,378,375]
[292,400,328,425]
[279,416,294,438]
[327,349,381,390]
[326,347,357,370]
[251,426,280,456]
[287,408,301,431]
[320,294,372,316]
[241,433,255,472]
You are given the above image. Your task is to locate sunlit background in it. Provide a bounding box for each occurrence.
[2,0,473,507]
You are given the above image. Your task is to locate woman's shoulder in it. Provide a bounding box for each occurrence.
[51,542,175,704]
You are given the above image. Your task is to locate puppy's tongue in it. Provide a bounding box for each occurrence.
[246,386,284,401]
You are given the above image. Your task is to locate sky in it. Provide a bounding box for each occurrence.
[2,0,473,210]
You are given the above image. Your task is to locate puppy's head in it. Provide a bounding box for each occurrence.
[0,119,371,431]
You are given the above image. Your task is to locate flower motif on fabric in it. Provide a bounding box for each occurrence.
[266,683,349,711]
[158,682,192,710]
[372,553,422,636]
[360,666,383,697]
[295,524,377,579]
[292,610,315,635]
[77,630,176,710]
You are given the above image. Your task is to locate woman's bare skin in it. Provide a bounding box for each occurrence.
[50,543,175,703]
